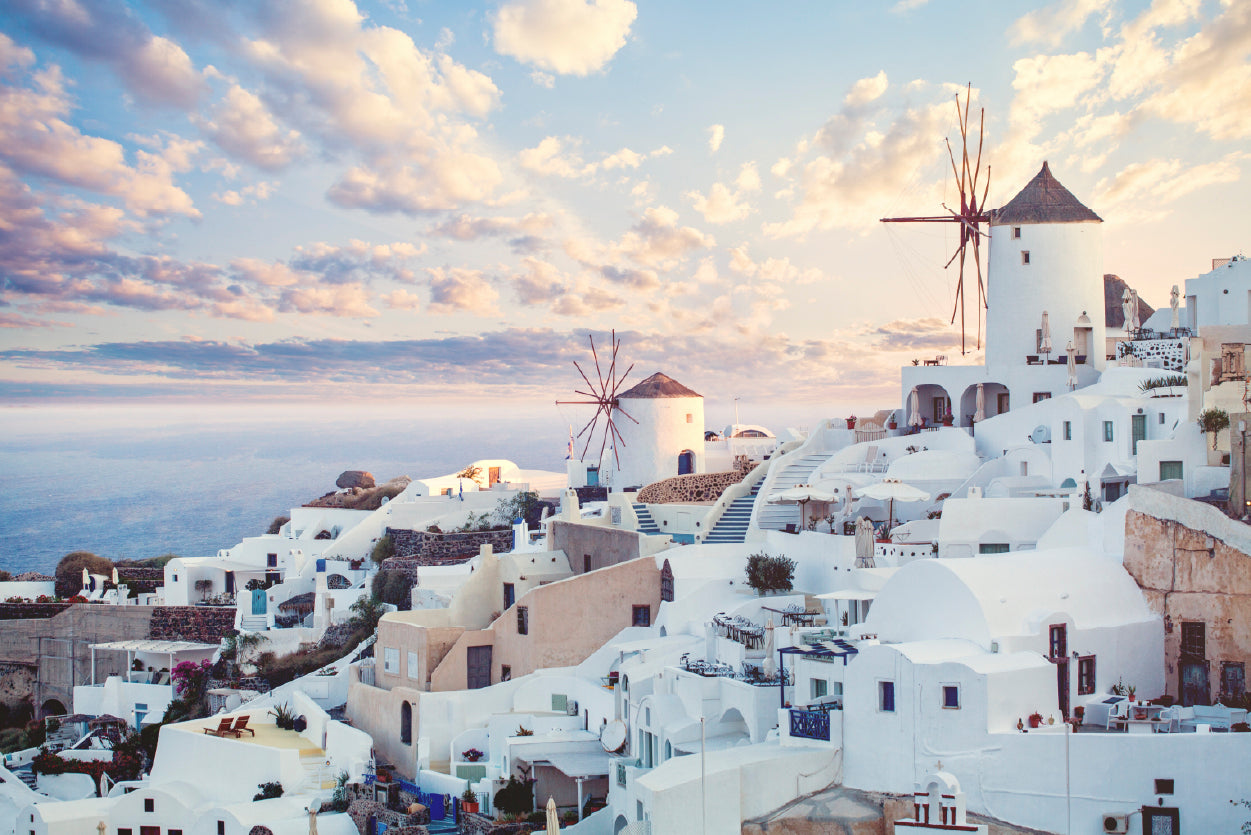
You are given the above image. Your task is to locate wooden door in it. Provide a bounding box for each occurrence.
[488,466,501,486]
[1055,659,1070,718]
[1180,661,1209,706]
[1132,414,1146,454]
[466,645,492,690]
[251,588,267,614]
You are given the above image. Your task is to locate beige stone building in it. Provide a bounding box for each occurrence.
[1123,484,1251,705]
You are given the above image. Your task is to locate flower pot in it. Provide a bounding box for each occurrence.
[1028,715,1042,728]
[845,418,857,430]
[888,421,897,430]
[293,716,307,733]
[462,800,478,814]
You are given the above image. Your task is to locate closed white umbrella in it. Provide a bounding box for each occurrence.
[854,516,875,568]
[858,479,931,532]
[1129,289,1141,332]
[973,382,985,423]
[1170,285,1180,331]
[546,796,559,833]
[1066,340,1078,390]
[908,387,922,428]
[1039,311,1052,358]
[763,618,776,678]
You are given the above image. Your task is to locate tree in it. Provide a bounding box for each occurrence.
[1198,407,1230,450]
[371,571,411,608]
[744,552,796,595]
[494,491,540,527]
[349,595,387,632]
[0,570,11,582]
[493,776,534,816]
[456,464,484,486]
[194,578,213,601]
[54,551,113,599]
[370,534,395,565]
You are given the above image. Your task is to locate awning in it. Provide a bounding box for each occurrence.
[815,589,877,601]
[91,639,219,653]
[533,752,611,778]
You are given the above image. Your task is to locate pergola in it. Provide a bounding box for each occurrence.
[89,639,219,685]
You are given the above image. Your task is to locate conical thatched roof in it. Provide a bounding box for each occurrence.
[618,372,701,399]
[990,161,1101,225]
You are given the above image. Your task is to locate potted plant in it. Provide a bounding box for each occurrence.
[888,418,898,430]
[846,416,857,430]
[461,748,485,762]
[269,702,295,731]
[461,787,479,814]
[942,411,954,427]
[1028,711,1043,729]
[292,714,308,733]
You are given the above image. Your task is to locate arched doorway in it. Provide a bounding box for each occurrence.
[959,381,1010,426]
[40,698,66,718]
[677,450,695,475]
[400,701,412,745]
[911,384,956,428]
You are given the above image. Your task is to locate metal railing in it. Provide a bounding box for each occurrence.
[788,708,831,741]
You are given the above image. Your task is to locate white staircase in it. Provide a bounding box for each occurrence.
[756,453,834,531]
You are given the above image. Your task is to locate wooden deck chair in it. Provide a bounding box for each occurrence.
[231,715,256,736]
[204,717,236,737]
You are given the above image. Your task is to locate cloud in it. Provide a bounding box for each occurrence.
[867,316,962,351]
[612,206,714,267]
[327,151,503,214]
[429,212,553,241]
[427,267,501,315]
[384,288,423,310]
[1093,152,1248,223]
[492,0,637,76]
[0,43,201,218]
[1010,0,1114,48]
[708,124,725,153]
[517,136,669,179]
[6,0,205,106]
[212,181,276,206]
[197,85,304,170]
[685,182,751,224]
[280,282,379,318]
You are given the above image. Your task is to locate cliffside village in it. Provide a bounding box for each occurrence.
[2,164,1250,835]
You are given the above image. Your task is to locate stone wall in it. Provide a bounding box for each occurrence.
[0,603,73,620]
[387,528,514,564]
[148,606,237,644]
[636,469,747,504]
[115,567,163,593]
[345,781,432,835]
[573,486,607,504]
[1124,505,1251,702]
[1117,336,1186,371]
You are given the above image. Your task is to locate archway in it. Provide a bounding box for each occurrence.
[40,698,66,718]
[910,384,956,428]
[677,450,695,475]
[958,381,1010,427]
[400,700,412,745]
[614,815,630,834]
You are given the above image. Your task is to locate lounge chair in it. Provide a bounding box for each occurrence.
[204,717,237,737]
[231,715,255,736]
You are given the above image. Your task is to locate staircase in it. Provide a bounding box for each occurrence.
[240,614,267,631]
[632,504,662,535]
[13,768,37,790]
[703,482,761,544]
[756,453,834,531]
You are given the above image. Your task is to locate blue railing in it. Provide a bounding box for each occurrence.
[789,708,830,741]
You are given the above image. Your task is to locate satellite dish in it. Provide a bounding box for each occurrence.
[600,719,627,754]
[1030,425,1051,444]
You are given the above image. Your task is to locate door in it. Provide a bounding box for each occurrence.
[1132,414,1146,454]
[488,466,501,486]
[503,583,515,610]
[224,571,235,594]
[1055,660,1070,718]
[1181,662,1209,706]
[586,466,599,486]
[677,450,695,475]
[251,588,267,615]
[466,645,492,690]
[1222,662,1246,702]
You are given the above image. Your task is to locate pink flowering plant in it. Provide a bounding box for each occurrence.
[172,659,212,696]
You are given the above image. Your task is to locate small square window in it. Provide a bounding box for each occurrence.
[1063,421,1072,441]
[811,679,828,700]
[686,413,693,423]
[1103,420,1114,442]
[1032,392,1051,403]
[632,605,651,627]
[1021,250,1031,265]
[169,830,183,835]
[879,680,895,713]
[383,647,399,674]
[1154,778,1174,795]
[942,685,959,709]
[501,664,512,682]
[145,798,155,813]
[219,821,226,835]
[267,553,278,567]
[1012,226,1021,239]
[517,605,529,635]
[1078,655,1096,695]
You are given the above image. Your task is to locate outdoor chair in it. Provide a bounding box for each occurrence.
[1105,701,1128,731]
[231,715,256,736]
[204,717,238,737]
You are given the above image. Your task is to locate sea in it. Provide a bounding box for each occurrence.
[0,403,569,576]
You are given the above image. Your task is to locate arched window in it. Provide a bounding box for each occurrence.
[400,701,412,745]
[660,559,674,603]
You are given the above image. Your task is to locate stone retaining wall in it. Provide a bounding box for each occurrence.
[148,606,237,644]
[0,603,73,620]
[387,528,514,564]
[573,486,607,504]
[636,470,747,504]
[346,782,431,835]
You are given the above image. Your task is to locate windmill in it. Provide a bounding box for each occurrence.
[556,330,638,468]
[881,83,991,354]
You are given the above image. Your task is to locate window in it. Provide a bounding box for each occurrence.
[119,830,133,835]
[266,553,277,568]
[942,685,960,709]
[383,647,399,674]
[169,830,182,835]
[501,664,512,682]
[1012,226,1021,239]
[1159,412,1166,424]
[407,651,421,680]
[660,559,674,602]
[686,413,693,423]
[218,822,226,835]
[979,543,1010,554]
[1103,421,1114,442]
[503,582,515,609]
[1063,421,1072,440]
[1221,661,1245,700]
[584,554,592,573]
[1032,392,1051,403]
[997,392,1009,413]
[811,679,828,700]
[1049,624,1067,658]
[1154,778,1174,795]
[632,605,651,627]
[1077,656,1096,695]
[517,605,529,635]
[145,798,155,813]
[1020,461,1029,476]
[879,680,895,712]
[172,574,178,582]
[400,700,412,745]
[1021,250,1030,265]
[1159,460,1184,481]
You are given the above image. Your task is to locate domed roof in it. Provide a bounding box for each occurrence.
[990,161,1102,225]
[618,372,701,399]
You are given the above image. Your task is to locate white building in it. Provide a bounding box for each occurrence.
[603,372,705,491]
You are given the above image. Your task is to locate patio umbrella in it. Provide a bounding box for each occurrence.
[1170,284,1180,330]
[854,516,875,568]
[908,387,922,428]
[857,479,931,532]
[111,568,119,586]
[1039,311,1052,358]
[1129,289,1141,332]
[772,485,837,530]
[546,796,560,833]
[82,567,89,588]
[763,618,776,678]
[1066,340,1078,390]
[973,382,985,423]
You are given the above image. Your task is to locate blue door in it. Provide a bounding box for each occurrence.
[678,451,695,475]
[251,588,267,615]
[586,466,599,486]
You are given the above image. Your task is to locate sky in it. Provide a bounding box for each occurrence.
[0,0,1247,423]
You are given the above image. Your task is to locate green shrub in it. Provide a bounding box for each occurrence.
[253,781,284,801]
[493,776,534,816]
[370,571,411,608]
[744,552,795,595]
[54,551,114,599]
[267,516,290,535]
[370,534,395,565]
[1198,407,1230,449]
